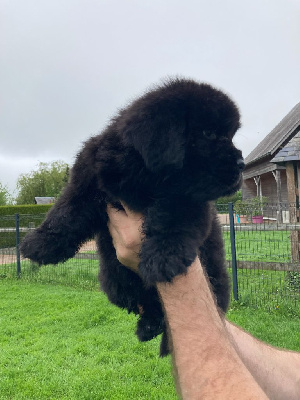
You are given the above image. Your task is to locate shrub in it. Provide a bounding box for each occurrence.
[248,196,268,216]
[233,197,269,216]
[215,191,242,214]
[235,200,251,216]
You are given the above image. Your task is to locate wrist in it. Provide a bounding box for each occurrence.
[157,258,223,328]
[157,258,268,399]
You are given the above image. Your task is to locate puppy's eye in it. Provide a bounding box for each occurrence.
[203,130,217,140]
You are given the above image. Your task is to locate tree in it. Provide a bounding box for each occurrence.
[16,161,69,205]
[0,183,12,206]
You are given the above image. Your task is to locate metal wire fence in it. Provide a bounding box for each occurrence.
[0,214,99,290]
[1,205,300,310]
[218,202,300,310]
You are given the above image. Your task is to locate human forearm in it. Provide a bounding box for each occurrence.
[226,320,300,400]
[157,259,268,400]
[106,205,298,399]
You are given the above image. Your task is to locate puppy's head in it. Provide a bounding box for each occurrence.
[120,78,243,201]
[181,81,243,200]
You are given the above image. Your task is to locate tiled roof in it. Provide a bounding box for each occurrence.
[245,102,300,166]
[34,197,55,204]
[271,132,300,163]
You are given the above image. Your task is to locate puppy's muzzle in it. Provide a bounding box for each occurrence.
[237,158,245,171]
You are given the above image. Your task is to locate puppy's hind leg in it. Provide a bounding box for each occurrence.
[135,288,165,343]
[98,228,143,315]
[98,229,166,347]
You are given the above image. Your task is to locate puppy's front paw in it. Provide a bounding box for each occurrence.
[20,228,77,265]
[139,237,196,286]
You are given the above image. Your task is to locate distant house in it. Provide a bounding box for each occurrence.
[243,102,300,210]
[34,197,56,204]
[243,103,300,260]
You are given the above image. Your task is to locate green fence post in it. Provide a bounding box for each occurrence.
[16,214,21,278]
[228,202,238,301]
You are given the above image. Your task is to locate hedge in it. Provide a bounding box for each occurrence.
[0,205,52,229]
[0,232,27,249]
[0,204,52,216]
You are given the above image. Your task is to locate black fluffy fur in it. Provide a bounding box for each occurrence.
[21,78,244,356]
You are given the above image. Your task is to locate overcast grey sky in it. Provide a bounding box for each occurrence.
[1,0,299,194]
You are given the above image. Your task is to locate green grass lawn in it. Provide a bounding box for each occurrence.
[1,229,299,398]
[0,280,176,400]
[232,267,300,309]
[227,302,300,352]
[223,230,291,262]
[1,259,100,290]
[2,259,299,309]
[0,279,299,400]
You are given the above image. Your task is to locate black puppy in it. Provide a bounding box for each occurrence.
[21,78,244,356]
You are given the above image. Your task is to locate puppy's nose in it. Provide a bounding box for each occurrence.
[237,158,245,171]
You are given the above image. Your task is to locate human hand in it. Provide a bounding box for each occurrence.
[106,203,144,273]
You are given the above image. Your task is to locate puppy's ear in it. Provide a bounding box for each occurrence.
[122,105,186,172]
